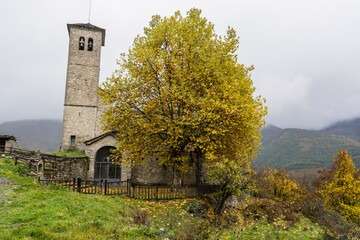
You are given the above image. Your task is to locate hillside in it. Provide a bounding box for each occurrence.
[1,118,360,170]
[321,117,360,141]
[0,120,62,152]
[256,125,360,170]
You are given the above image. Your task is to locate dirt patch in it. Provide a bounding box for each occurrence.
[0,177,14,203]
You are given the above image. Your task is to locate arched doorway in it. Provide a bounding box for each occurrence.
[94,146,121,181]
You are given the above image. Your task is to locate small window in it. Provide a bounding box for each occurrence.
[88,38,93,51]
[71,135,76,147]
[79,37,85,50]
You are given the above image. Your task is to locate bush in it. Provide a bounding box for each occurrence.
[188,199,209,219]
[293,193,360,239]
[253,168,304,202]
[131,207,150,226]
[242,199,300,227]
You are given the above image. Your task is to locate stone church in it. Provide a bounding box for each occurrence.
[61,23,198,185]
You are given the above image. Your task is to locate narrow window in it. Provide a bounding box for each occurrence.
[70,135,76,147]
[79,37,85,50]
[88,38,93,51]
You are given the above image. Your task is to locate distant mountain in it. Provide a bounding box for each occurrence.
[320,118,360,141]
[1,118,360,170]
[256,124,360,170]
[0,120,62,153]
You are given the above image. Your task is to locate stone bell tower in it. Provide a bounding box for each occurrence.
[61,23,106,150]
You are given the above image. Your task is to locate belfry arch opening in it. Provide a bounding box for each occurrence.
[79,37,85,50]
[88,38,93,51]
[94,146,121,181]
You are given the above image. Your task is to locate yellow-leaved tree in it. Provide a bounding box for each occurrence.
[253,168,303,202]
[99,8,267,188]
[317,150,360,224]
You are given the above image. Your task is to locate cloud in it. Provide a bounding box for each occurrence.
[0,0,360,130]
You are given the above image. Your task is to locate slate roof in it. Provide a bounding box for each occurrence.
[67,23,106,46]
[84,131,118,146]
[0,135,16,141]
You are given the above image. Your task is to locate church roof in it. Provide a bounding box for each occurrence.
[67,23,106,46]
[84,131,118,146]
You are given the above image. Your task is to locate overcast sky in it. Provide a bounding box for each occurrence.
[0,0,359,130]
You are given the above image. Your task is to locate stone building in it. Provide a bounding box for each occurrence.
[0,135,17,153]
[61,23,130,182]
[61,23,198,185]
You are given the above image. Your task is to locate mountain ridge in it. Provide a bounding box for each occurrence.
[1,118,360,170]
[257,119,360,170]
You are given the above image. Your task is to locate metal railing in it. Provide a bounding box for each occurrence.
[38,177,219,200]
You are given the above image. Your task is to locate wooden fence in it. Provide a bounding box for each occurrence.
[38,177,219,200]
[1,146,219,200]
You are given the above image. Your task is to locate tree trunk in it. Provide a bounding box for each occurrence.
[194,151,203,186]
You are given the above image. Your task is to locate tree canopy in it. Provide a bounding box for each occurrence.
[99,8,267,174]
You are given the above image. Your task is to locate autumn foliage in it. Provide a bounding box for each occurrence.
[99,9,267,182]
[314,150,360,224]
[253,168,303,202]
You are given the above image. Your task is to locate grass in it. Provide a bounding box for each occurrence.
[226,216,324,239]
[0,158,326,239]
[48,149,87,158]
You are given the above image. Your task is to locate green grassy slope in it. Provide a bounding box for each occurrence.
[0,158,325,240]
[256,125,360,170]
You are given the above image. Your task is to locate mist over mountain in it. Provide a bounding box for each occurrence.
[0,120,62,152]
[256,121,360,170]
[320,118,360,141]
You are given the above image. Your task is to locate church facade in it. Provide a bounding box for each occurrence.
[61,23,199,185]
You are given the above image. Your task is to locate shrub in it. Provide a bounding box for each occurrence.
[131,207,150,226]
[253,168,304,202]
[241,199,300,227]
[293,193,360,239]
[188,199,209,219]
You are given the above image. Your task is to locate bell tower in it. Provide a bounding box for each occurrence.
[61,23,106,150]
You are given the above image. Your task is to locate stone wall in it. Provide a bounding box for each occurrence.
[64,26,103,106]
[40,154,89,180]
[131,159,200,186]
[5,139,17,150]
[62,106,98,149]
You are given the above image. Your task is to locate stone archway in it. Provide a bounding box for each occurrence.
[94,146,121,181]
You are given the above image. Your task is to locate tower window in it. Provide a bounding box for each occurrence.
[79,37,85,50]
[88,38,93,51]
[71,135,76,147]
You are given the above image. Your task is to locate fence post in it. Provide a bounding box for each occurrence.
[156,185,159,200]
[73,178,76,191]
[77,178,81,193]
[14,156,17,166]
[185,185,188,198]
[104,180,107,195]
[28,159,32,169]
[127,179,130,196]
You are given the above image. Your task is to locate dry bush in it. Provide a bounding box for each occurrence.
[131,207,149,225]
[241,199,300,227]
